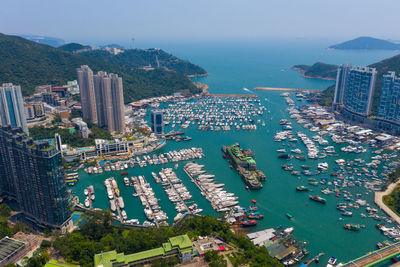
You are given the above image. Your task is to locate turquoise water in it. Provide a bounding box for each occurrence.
[72,40,400,264]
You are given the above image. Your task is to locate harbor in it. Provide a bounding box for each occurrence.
[69,91,400,265]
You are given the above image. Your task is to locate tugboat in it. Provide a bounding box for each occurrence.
[296,185,312,191]
[309,195,326,204]
[344,224,360,231]
[241,220,258,227]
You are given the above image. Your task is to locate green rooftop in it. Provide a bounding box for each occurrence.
[94,235,193,267]
[45,260,80,267]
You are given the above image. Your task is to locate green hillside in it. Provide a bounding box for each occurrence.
[292,62,337,80]
[0,33,201,103]
[58,42,92,53]
[80,48,207,76]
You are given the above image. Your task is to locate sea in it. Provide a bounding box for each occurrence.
[72,39,400,265]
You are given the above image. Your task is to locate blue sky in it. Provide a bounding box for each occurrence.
[1,0,399,43]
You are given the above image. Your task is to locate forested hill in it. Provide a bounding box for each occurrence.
[329,36,400,50]
[80,48,207,76]
[0,33,201,103]
[292,62,338,80]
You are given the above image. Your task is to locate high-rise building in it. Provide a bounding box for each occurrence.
[0,83,28,134]
[150,110,164,136]
[342,66,377,116]
[377,72,400,123]
[0,127,72,232]
[333,63,352,105]
[93,71,125,132]
[77,65,98,124]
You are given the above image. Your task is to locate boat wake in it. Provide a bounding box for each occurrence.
[243,87,253,93]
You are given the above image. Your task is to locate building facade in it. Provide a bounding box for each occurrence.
[333,63,352,105]
[151,110,164,136]
[0,127,72,231]
[93,71,125,132]
[77,65,98,124]
[377,71,400,124]
[342,66,377,116]
[0,83,28,134]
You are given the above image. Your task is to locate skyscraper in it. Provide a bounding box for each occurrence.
[343,66,377,116]
[377,72,400,123]
[151,110,164,136]
[0,127,72,232]
[333,63,352,106]
[77,65,98,124]
[0,83,28,134]
[93,71,125,132]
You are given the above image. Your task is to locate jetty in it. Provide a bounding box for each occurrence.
[254,87,320,92]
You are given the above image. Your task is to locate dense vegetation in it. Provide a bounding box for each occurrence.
[292,62,337,80]
[329,37,400,50]
[29,121,111,148]
[81,48,207,76]
[0,33,201,103]
[52,211,281,267]
[58,43,92,53]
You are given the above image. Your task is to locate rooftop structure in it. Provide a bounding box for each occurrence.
[0,236,26,266]
[94,234,193,267]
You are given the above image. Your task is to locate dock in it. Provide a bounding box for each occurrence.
[253,87,321,92]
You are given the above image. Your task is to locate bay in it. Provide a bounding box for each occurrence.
[73,39,400,265]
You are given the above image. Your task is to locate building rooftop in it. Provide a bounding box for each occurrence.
[0,236,25,264]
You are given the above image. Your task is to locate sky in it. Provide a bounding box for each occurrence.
[1,0,400,44]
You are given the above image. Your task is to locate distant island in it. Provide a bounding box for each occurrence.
[329,36,400,50]
[292,62,338,80]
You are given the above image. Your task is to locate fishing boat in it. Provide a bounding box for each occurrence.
[241,220,258,227]
[296,185,312,191]
[301,165,311,170]
[120,171,128,175]
[287,213,293,219]
[344,224,360,231]
[309,195,326,204]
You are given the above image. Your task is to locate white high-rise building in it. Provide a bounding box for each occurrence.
[0,83,28,133]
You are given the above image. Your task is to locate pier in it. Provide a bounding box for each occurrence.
[159,168,193,215]
[253,87,321,92]
[342,242,400,266]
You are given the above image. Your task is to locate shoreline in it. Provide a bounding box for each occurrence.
[374,180,400,225]
[291,67,335,81]
[187,73,210,78]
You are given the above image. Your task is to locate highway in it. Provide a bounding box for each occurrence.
[343,242,400,266]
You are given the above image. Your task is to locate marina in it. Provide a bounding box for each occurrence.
[71,91,400,264]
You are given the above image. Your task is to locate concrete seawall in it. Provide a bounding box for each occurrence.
[374,180,400,225]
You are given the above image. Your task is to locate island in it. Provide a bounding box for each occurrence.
[292,62,338,80]
[329,36,400,50]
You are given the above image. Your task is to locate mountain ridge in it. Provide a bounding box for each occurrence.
[329,36,400,50]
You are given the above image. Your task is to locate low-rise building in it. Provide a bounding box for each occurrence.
[94,235,193,266]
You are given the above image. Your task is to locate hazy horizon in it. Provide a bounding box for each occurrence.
[1,0,400,45]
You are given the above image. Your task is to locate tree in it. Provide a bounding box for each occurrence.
[204,250,227,267]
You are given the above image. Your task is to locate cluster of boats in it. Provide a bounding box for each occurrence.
[83,185,94,208]
[65,172,79,186]
[376,223,400,240]
[184,162,239,212]
[104,178,127,221]
[162,97,266,131]
[84,148,204,174]
[131,175,167,226]
[157,168,202,216]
